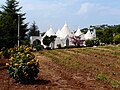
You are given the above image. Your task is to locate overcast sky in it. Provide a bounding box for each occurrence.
[0,0,120,32]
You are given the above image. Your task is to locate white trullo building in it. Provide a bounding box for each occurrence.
[40,27,56,48]
[30,23,96,49]
[54,23,74,48]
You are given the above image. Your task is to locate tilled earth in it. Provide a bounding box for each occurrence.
[0,49,120,90]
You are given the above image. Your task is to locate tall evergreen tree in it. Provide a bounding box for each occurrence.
[28,21,39,37]
[0,0,28,48]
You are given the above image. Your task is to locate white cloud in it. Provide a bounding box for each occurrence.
[21,0,80,19]
[99,6,120,16]
[77,2,120,16]
[77,2,94,15]
[21,0,78,11]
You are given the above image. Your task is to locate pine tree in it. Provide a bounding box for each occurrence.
[28,21,39,37]
[0,0,28,48]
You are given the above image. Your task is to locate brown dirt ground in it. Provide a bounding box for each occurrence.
[0,51,119,90]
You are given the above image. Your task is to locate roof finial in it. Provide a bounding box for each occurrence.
[50,25,52,28]
[64,21,67,26]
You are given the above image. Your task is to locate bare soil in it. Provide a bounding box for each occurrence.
[0,47,120,90]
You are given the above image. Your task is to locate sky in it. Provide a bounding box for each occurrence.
[0,0,120,32]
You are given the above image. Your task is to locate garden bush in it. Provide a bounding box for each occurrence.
[1,47,9,59]
[34,45,44,51]
[57,44,62,49]
[6,45,39,83]
[85,39,94,47]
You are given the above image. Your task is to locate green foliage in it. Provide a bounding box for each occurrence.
[96,74,110,82]
[32,39,44,51]
[28,21,39,37]
[85,39,94,47]
[102,28,114,44]
[57,44,62,49]
[21,39,30,46]
[96,30,104,39]
[43,35,56,47]
[114,25,120,34]
[1,47,10,59]
[33,39,41,46]
[96,74,120,88]
[6,45,39,83]
[94,24,120,44]
[113,34,120,44]
[34,45,44,51]
[94,38,100,46]
[0,0,28,49]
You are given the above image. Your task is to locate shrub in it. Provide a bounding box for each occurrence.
[46,47,51,50]
[6,45,39,83]
[1,47,9,59]
[85,39,94,47]
[113,34,120,44]
[71,36,83,47]
[43,35,56,47]
[57,44,61,49]
[35,45,44,51]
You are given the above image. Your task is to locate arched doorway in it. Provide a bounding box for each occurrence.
[66,38,69,46]
[33,39,41,46]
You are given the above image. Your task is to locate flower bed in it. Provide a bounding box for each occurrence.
[2,45,39,83]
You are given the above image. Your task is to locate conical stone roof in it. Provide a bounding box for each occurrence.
[43,27,56,37]
[74,27,83,36]
[84,29,93,40]
[56,29,61,36]
[57,23,72,39]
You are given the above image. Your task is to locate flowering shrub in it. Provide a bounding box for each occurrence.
[6,45,39,83]
[1,47,9,58]
[0,51,2,59]
[71,36,84,47]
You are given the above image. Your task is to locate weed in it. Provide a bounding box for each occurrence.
[96,74,120,88]
[111,80,120,88]
[96,74,110,83]
[112,52,120,55]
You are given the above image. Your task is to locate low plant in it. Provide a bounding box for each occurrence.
[57,44,62,49]
[85,39,94,47]
[1,47,9,58]
[0,51,2,59]
[96,74,120,88]
[111,79,120,88]
[96,74,110,82]
[6,45,39,83]
[34,45,44,51]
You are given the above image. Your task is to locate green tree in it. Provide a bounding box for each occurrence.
[96,30,104,39]
[43,35,56,47]
[113,34,120,44]
[0,14,17,48]
[28,21,39,37]
[99,27,114,44]
[114,25,120,34]
[0,0,28,48]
